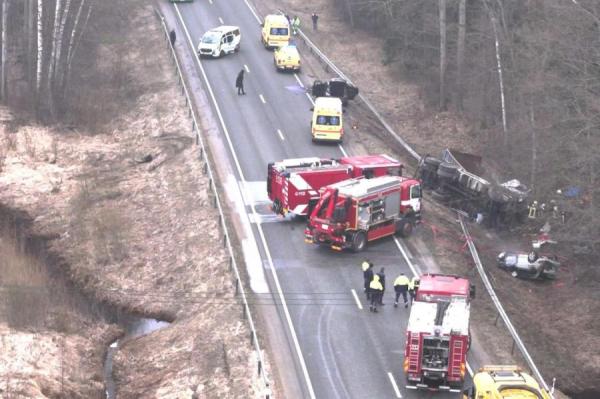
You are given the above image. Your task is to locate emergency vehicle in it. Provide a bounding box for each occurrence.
[267,155,403,216]
[403,274,475,391]
[304,175,421,252]
[463,366,551,399]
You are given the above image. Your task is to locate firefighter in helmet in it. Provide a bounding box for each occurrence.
[369,275,383,313]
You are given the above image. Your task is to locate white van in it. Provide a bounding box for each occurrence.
[197,26,241,58]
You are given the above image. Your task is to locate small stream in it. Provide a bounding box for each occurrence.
[104,317,171,399]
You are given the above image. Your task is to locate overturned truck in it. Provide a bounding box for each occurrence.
[418,149,529,228]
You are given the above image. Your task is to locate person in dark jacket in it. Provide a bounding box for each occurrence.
[235,69,245,95]
[362,260,374,300]
[311,13,319,31]
[169,29,176,46]
[377,267,386,304]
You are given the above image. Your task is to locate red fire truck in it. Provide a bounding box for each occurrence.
[267,155,402,216]
[404,274,475,392]
[304,175,422,251]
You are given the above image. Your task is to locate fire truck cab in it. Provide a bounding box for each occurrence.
[403,274,475,391]
[267,155,403,216]
[304,175,421,252]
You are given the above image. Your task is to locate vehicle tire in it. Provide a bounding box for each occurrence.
[220,50,225,58]
[351,231,367,252]
[431,189,451,202]
[235,43,240,52]
[437,162,459,180]
[396,220,414,238]
[423,156,442,169]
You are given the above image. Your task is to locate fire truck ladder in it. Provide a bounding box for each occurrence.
[408,332,421,372]
[451,339,463,377]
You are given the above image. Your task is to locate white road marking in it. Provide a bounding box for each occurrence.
[294,73,305,88]
[306,92,314,104]
[277,129,285,141]
[218,16,224,24]
[174,5,316,398]
[338,144,348,157]
[350,289,363,310]
[466,361,474,377]
[388,372,402,398]
[259,94,266,104]
[244,64,250,73]
[240,0,262,24]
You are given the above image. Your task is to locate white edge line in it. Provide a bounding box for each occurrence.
[174,5,316,399]
[294,73,305,88]
[244,64,250,73]
[277,129,285,141]
[466,362,474,377]
[387,372,402,398]
[338,144,348,157]
[350,289,363,310]
[259,94,266,104]
[241,0,262,24]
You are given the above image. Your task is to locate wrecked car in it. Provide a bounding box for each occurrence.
[311,78,359,105]
[496,251,560,280]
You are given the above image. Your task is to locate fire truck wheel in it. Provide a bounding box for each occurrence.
[351,231,367,252]
[272,199,282,215]
[397,220,413,238]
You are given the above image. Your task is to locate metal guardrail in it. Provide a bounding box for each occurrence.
[294,21,552,395]
[153,8,271,398]
[458,214,552,395]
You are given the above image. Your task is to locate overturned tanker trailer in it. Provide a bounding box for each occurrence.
[417,149,529,228]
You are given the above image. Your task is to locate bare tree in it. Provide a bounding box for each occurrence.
[439,0,447,111]
[36,0,43,94]
[456,0,466,111]
[1,0,7,101]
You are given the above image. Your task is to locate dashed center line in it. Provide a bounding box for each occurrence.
[218,16,224,24]
[244,64,250,73]
[350,289,363,310]
[388,372,402,398]
[259,94,266,104]
[276,129,285,141]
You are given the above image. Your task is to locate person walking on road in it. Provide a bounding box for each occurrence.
[377,267,386,305]
[408,276,420,304]
[235,69,246,95]
[369,274,383,313]
[362,260,374,300]
[394,272,410,308]
[169,29,177,46]
[311,13,319,31]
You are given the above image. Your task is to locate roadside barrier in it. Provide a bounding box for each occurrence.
[294,22,553,396]
[153,8,271,398]
[458,214,552,394]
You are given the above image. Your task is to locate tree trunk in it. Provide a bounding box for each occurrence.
[483,0,508,146]
[1,0,7,101]
[26,0,34,85]
[344,0,354,29]
[36,0,43,94]
[529,105,536,191]
[47,0,62,114]
[439,0,447,111]
[456,0,466,112]
[63,0,85,89]
[66,1,91,87]
[54,0,71,83]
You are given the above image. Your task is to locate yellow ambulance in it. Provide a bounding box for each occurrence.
[261,14,290,49]
[311,97,344,143]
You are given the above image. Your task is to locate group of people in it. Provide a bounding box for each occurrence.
[361,260,420,313]
[285,13,320,34]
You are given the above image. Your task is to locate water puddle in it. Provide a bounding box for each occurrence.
[105,317,171,399]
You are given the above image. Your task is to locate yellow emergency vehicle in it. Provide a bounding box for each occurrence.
[261,14,290,49]
[273,44,301,71]
[311,97,344,142]
[463,366,551,399]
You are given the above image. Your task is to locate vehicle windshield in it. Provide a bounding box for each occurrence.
[270,27,289,36]
[316,115,340,126]
[202,32,220,44]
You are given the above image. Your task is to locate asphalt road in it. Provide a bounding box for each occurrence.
[166,0,475,397]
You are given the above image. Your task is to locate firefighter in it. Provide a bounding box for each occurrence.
[393,272,410,308]
[377,267,386,305]
[408,276,420,304]
[362,260,374,300]
[528,200,538,219]
[292,16,301,35]
[369,274,383,313]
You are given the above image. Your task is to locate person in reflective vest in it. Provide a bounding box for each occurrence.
[362,260,374,300]
[369,275,383,313]
[408,276,420,304]
[393,273,410,308]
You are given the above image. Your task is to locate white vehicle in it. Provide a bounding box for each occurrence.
[197,26,241,58]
